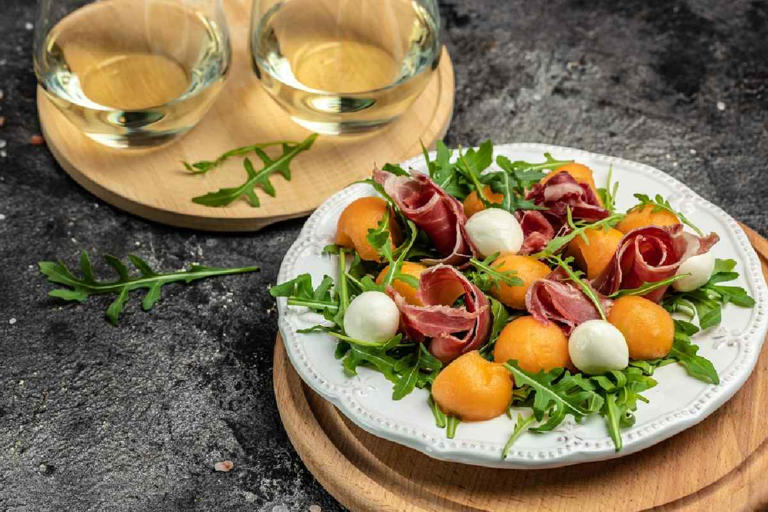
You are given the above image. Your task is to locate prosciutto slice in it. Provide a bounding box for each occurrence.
[374,169,474,266]
[387,265,491,363]
[526,172,609,227]
[517,210,556,255]
[525,268,613,335]
[593,224,719,302]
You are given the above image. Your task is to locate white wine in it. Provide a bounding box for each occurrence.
[35,0,230,148]
[251,0,441,134]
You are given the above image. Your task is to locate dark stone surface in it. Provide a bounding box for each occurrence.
[1,0,767,510]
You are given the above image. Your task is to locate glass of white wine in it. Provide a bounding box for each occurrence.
[34,0,231,148]
[251,0,441,135]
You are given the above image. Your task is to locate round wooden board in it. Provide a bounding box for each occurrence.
[273,223,768,512]
[37,0,454,232]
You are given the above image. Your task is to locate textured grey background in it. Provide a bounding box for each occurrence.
[1,0,767,511]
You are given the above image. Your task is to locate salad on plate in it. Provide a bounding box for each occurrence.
[271,141,755,457]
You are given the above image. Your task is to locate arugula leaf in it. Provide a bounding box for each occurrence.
[479,297,512,359]
[502,413,537,459]
[192,133,317,207]
[503,362,603,431]
[469,152,570,213]
[392,348,421,400]
[381,162,409,176]
[446,415,461,439]
[663,258,754,330]
[532,213,625,259]
[454,143,496,205]
[366,215,394,265]
[367,217,419,289]
[609,274,689,298]
[589,368,657,451]
[421,141,472,199]
[596,165,619,214]
[428,394,447,428]
[480,171,544,211]
[496,152,573,195]
[342,344,401,383]
[468,253,523,293]
[667,320,719,384]
[297,325,396,348]
[603,393,622,451]
[40,251,259,325]
[333,248,351,329]
[422,143,567,210]
[340,340,441,399]
[270,274,337,309]
[457,140,493,176]
[631,193,704,237]
[270,249,356,331]
[183,139,301,174]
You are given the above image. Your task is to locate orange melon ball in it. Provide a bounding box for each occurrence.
[542,163,602,205]
[462,185,503,218]
[494,316,572,373]
[565,227,625,279]
[616,204,680,234]
[375,262,427,305]
[488,255,551,309]
[431,351,513,421]
[336,197,401,261]
[608,296,674,360]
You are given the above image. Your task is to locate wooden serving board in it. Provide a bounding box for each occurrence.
[36,0,454,232]
[273,223,768,511]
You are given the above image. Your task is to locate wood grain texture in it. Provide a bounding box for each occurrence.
[273,226,768,512]
[37,0,454,232]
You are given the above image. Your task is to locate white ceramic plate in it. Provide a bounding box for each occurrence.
[276,143,768,469]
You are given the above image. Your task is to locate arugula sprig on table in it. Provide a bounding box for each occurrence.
[40,251,259,325]
[663,258,755,330]
[183,140,300,175]
[190,133,317,207]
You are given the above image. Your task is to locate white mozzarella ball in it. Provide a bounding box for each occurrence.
[568,320,629,375]
[673,251,715,292]
[464,207,524,257]
[343,291,400,342]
